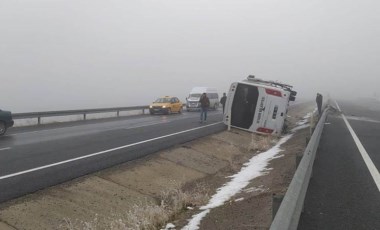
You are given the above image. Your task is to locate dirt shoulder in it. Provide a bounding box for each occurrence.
[0,102,315,230]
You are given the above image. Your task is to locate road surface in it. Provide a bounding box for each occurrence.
[299,98,380,230]
[0,111,224,203]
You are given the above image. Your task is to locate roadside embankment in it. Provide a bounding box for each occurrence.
[0,102,315,230]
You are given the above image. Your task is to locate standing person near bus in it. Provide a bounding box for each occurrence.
[199,93,210,123]
[220,92,227,113]
[316,93,323,116]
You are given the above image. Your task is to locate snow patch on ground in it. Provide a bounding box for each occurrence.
[292,110,316,132]
[243,185,268,194]
[296,108,316,126]
[182,134,293,230]
[182,210,210,230]
[291,124,310,132]
[161,223,176,230]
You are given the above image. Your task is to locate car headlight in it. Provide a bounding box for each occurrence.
[149,105,153,108]
[162,106,166,108]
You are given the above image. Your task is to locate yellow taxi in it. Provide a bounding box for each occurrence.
[149,96,183,115]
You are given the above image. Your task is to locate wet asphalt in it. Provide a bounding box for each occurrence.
[298,99,380,230]
[0,110,224,203]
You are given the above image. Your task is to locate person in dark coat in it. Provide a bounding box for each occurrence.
[199,93,210,123]
[316,93,323,116]
[220,93,227,113]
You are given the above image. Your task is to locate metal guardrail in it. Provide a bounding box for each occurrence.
[13,106,149,125]
[270,107,329,230]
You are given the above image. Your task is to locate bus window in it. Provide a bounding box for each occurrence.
[272,105,278,119]
[231,84,259,129]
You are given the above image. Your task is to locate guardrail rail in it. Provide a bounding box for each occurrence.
[13,106,149,125]
[270,107,329,230]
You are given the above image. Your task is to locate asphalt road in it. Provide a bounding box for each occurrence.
[298,98,380,230]
[0,110,225,203]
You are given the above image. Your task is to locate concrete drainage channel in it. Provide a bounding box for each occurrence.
[270,108,328,230]
[0,102,316,230]
[0,129,274,230]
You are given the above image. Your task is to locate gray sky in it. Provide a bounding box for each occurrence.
[1,0,379,112]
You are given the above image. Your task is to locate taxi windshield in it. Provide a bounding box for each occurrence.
[155,98,171,103]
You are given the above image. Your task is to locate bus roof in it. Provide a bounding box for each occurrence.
[240,75,294,92]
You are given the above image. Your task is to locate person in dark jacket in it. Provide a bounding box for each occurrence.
[199,93,210,123]
[316,93,323,116]
[220,93,227,113]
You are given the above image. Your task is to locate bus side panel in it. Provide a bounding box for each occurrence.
[261,92,289,135]
[274,93,290,133]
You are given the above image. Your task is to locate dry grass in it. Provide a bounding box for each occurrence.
[60,182,210,230]
[160,181,210,213]
[248,134,276,152]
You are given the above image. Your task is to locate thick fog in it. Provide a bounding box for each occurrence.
[1,0,379,112]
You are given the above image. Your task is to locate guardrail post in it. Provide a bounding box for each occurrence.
[83,113,87,120]
[38,117,41,125]
[117,110,120,117]
[272,193,284,220]
[296,154,303,169]
[310,113,316,135]
[142,109,145,114]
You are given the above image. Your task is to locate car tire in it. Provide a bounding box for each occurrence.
[166,108,172,115]
[178,107,183,114]
[213,104,218,110]
[0,122,6,136]
[150,111,154,115]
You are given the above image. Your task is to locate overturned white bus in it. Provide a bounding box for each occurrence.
[223,75,297,135]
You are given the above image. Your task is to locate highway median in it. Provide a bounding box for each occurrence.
[0,102,316,230]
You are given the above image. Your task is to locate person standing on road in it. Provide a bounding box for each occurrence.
[316,93,323,116]
[199,93,210,123]
[220,93,227,113]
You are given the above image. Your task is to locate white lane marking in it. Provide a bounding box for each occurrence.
[0,147,11,151]
[346,116,380,124]
[0,122,223,180]
[334,100,342,112]
[336,101,380,192]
